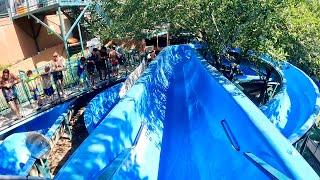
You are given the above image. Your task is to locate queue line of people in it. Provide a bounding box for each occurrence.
[0,43,157,120]
[0,51,68,120]
[0,44,125,120]
[77,45,122,89]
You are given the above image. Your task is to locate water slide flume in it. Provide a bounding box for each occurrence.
[0,79,125,177]
[0,101,74,177]
[208,46,320,143]
[56,45,318,179]
[260,57,320,143]
[84,61,147,133]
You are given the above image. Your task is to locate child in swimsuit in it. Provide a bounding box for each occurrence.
[77,57,89,90]
[41,66,55,103]
[26,70,42,108]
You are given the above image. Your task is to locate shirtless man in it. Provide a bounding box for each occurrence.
[51,52,67,98]
[0,69,22,119]
[109,46,119,77]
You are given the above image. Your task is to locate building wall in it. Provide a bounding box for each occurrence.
[0,14,70,67]
[9,44,66,75]
[0,21,37,65]
[37,14,71,50]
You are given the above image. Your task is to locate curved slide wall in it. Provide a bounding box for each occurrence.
[56,45,317,179]
[0,100,74,176]
[84,61,147,134]
[261,59,320,143]
[0,100,74,139]
[84,83,124,133]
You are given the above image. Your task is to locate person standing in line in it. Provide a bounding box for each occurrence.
[87,51,96,89]
[147,49,156,63]
[77,57,89,90]
[89,48,103,81]
[41,66,55,103]
[99,46,109,80]
[115,43,126,66]
[0,69,23,119]
[51,52,67,98]
[109,46,119,77]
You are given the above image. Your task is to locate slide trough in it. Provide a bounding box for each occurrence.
[56,45,318,179]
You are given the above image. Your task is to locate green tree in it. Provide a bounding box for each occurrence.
[89,0,320,77]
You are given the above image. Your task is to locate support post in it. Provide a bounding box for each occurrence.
[30,14,63,41]
[26,0,30,13]
[156,35,159,49]
[58,7,69,60]
[5,0,12,21]
[29,19,40,52]
[77,23,85,56]
[58,7,76,88]
[65,5,89,40]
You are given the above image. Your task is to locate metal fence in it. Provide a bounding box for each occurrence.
[294,125,320,175]
[0,52,144,114]
[0,0,9,18]
[305,126,320,160]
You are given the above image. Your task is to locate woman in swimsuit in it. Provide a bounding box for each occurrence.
[0,69,22,119]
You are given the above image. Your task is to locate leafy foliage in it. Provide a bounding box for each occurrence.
[89,0,320,77]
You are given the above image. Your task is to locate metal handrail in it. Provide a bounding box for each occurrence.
[0,53,142,115]
[10,0,91,17]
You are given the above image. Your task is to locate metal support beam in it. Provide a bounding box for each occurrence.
[35,16,44,38]
[77,23,85,56]
[29,19,40,52]
[5,0,12,21]
[63,10,91,36]
[36,25,42,38]
[26,0,30,13]
[29,14,64,41]
[65,5,90,40]
[58,7,69,59]
[156,35,159,49]
[58,6,76,84]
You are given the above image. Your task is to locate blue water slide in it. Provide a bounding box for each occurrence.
[260,58,320,143]
[0,132,50,176]
[56,45,317,179]
[0,100,74,176]
[0,100,74,139]
[84,62,147,133]
[84,83,124,133]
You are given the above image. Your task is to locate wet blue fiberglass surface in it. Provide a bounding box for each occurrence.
[56,45,318,179]
[0,100,74,176]
[0,100,74,139]
[281,64,320,142]
[219,49,320,143]
[84,83,123,134]
[261,58,320,143]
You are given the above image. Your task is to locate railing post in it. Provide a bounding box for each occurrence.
[18,71,32,106]
[77,22,85,56]
[58,6,77,92]
[5,0,12,21]
[26,0,30,13]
